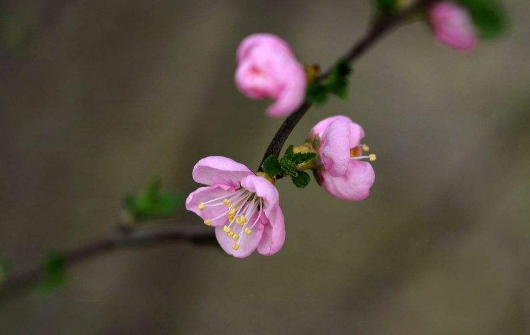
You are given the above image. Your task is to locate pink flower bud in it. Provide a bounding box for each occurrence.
[235,34,306,118]
[429,2,477,51]
[310,116,375,201]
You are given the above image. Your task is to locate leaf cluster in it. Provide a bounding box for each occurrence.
[261,145,317,188]
[306,61,353,105]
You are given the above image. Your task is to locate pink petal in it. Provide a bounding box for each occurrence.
[430,2,477,51]
[215,223,264,258]
[321,160,375,201]
[185,185,235,226]
[320,118,352,177]
[240,175,280,217]
[266,60,306,117]
[236,33,294,64]
[192,156,253,188]
[310,115,365,147]
[257,206,286,256]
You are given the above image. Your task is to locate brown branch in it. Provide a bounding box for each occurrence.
[259,0,434,167]
[0,0,435,299]
[0,223,215,300]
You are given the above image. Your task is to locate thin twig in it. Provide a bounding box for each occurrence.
[0,224,215,300]
[258,0,434,168]
[0,0,434,298]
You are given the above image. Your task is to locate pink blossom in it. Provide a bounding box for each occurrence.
[429,1,477,51]
[235,33,306,118]
[310,115,375,201]
[186,156,285,258]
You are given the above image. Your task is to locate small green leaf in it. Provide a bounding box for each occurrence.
[0,258,11,284]
[373,0,398,15]
[279,157,298,177]
[457,0,507,39]
[324,61,352,100]
[284,145,295,158]
[124,177,182,221]
[262,155,281,178]
[38,251,67,293]
[290,152,317,165]
[292,171,311,188]
[306,82,329,105]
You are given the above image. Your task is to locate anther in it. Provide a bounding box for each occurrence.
[245,228,252,235]
[198,203,205,210]
[203,219,211,226]
[369,154,377,161]
[223,226,230,233]
[228,231,234,237]
[362,144,370,152]
[232,244,239,250]
[223,199,231,207]
[232,234,239,241]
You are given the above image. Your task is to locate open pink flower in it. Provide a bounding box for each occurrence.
[429,1,477,51]
[235,33,306,118]
[186,156,285,258]
[309,115,375,201]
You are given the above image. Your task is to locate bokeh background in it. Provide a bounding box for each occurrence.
[0,0,529,334]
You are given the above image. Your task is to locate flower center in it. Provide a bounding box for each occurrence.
[350,144,376,162]
[198,188,264,251]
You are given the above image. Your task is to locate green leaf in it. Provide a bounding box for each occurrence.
[457,0,507,39]
[262,155,281,178]
[324,61,352,100]
[284,145,295,158]
[290,152,317,165]
[291,171,311,188]
[124,177,182,221]
[279,157,298,177]
[0,258,11,284]
[38,251,67,293]
[373,0,397,15]
[306,82,329,105]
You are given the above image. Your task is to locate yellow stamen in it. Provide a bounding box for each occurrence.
[232,234,239,241]
[236,216,246,226]
[369,154,377,162]
[223,199,231,207]
[245,228,252,235]
[362,144,370,152]
[203,219,211,226]
[228,208,236,216]
[228,231,234,237]
[198,203,205,210]
[232,244,239,250]
[223,226,230,233]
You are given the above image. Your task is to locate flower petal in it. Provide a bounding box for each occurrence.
[240,175,280,215]
[215,223,264,258]
[192,156,253,188]
[311,115,365,147]
[257,206,286,256]
[430,2,477,51]
[320,118,352,177]
[236,33,294,64]
[321,160,375,201]
[185,185,235,226]
[266,60,306,118]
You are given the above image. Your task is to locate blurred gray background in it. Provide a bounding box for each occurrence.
[0,0,529,334]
